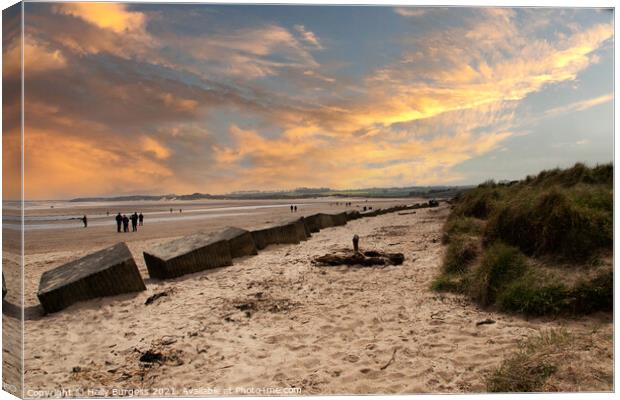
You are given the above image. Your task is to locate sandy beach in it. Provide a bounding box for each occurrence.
[3,200,610,395]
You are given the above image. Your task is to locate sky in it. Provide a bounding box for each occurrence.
[2,4,614,199]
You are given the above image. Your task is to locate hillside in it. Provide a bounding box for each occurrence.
[69,185,472,202]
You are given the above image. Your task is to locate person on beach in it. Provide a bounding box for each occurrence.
[82,215,88,228]
[122,215,129,232]
[294,205,298,212]
[170,208,173,213]
[138,213,144,226]
[290,205,294,213]
[131,212,138,232]
[115,213,122,232]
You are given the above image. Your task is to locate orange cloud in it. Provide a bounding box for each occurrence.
[141,136,171,160]
[54,3,145,33]
[2,128,21,200]
[17,6,613,197]
[24,129,178,199]
[159,93,199,113]
[3,35,67,78]
[208,121,512,193]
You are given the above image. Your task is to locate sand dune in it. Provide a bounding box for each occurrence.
[17,204,612,395]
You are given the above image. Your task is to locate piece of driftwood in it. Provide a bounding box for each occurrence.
[314,250,404,267]
[380,348,398,370]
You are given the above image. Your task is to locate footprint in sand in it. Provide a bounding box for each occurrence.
[344,354,360,363]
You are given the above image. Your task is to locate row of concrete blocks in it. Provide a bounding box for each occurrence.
[359,201,438,217]
[35,203,441,313]
[35,211,359,313]
[35,201,443,314]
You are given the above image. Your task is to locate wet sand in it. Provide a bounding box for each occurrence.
[11,201,611,395]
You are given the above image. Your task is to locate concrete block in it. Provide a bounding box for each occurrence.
[38,242,145,313]
[303,214,322,233]
[218,227,258,259]
[251,222,300,250]
[331,212,347,226]
[143,231,232,279]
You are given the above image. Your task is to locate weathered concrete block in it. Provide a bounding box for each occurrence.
[303,214,322,233]
[38,242,145,313]
[251,222,300,250]
[362,209,381,217]
[286,218,309,241]
[316,213,335,229]
[300,216,312,237]
[143,231,232,279]
[218,227,258,259]
[345,210,361,221]
[331,212,347,226]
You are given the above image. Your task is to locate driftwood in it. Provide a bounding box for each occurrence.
[476,319,496,326]
[314,250,404,267]
[380,348,398,370]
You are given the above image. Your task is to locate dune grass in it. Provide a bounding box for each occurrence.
[487,329,570,392]
[487,327,612,392]
[433,163,613,317]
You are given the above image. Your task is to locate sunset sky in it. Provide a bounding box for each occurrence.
[4,4,614,199]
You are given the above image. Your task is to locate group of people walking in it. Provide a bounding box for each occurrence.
[329,202,353,206]
[290,205,298,212]
[115,212,144,233]
[80,211,144,232]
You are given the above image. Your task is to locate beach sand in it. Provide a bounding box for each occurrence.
[9,202,613,395]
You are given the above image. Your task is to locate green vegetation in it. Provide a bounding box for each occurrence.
[442,235,478,273]
[469,243,527,306]
[433,163,613,316]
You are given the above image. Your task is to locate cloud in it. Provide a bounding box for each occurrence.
[19,5,613,197]
[24,128,179,199]
[544,93,613,119]
[3,35,67,78]
[208,105,514,192]
[141,136,172,160]
[54,3,146,33]
[358,12,612,130]
[394,7,428,18]
[165,24,321,79]
[294,25,323,49]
